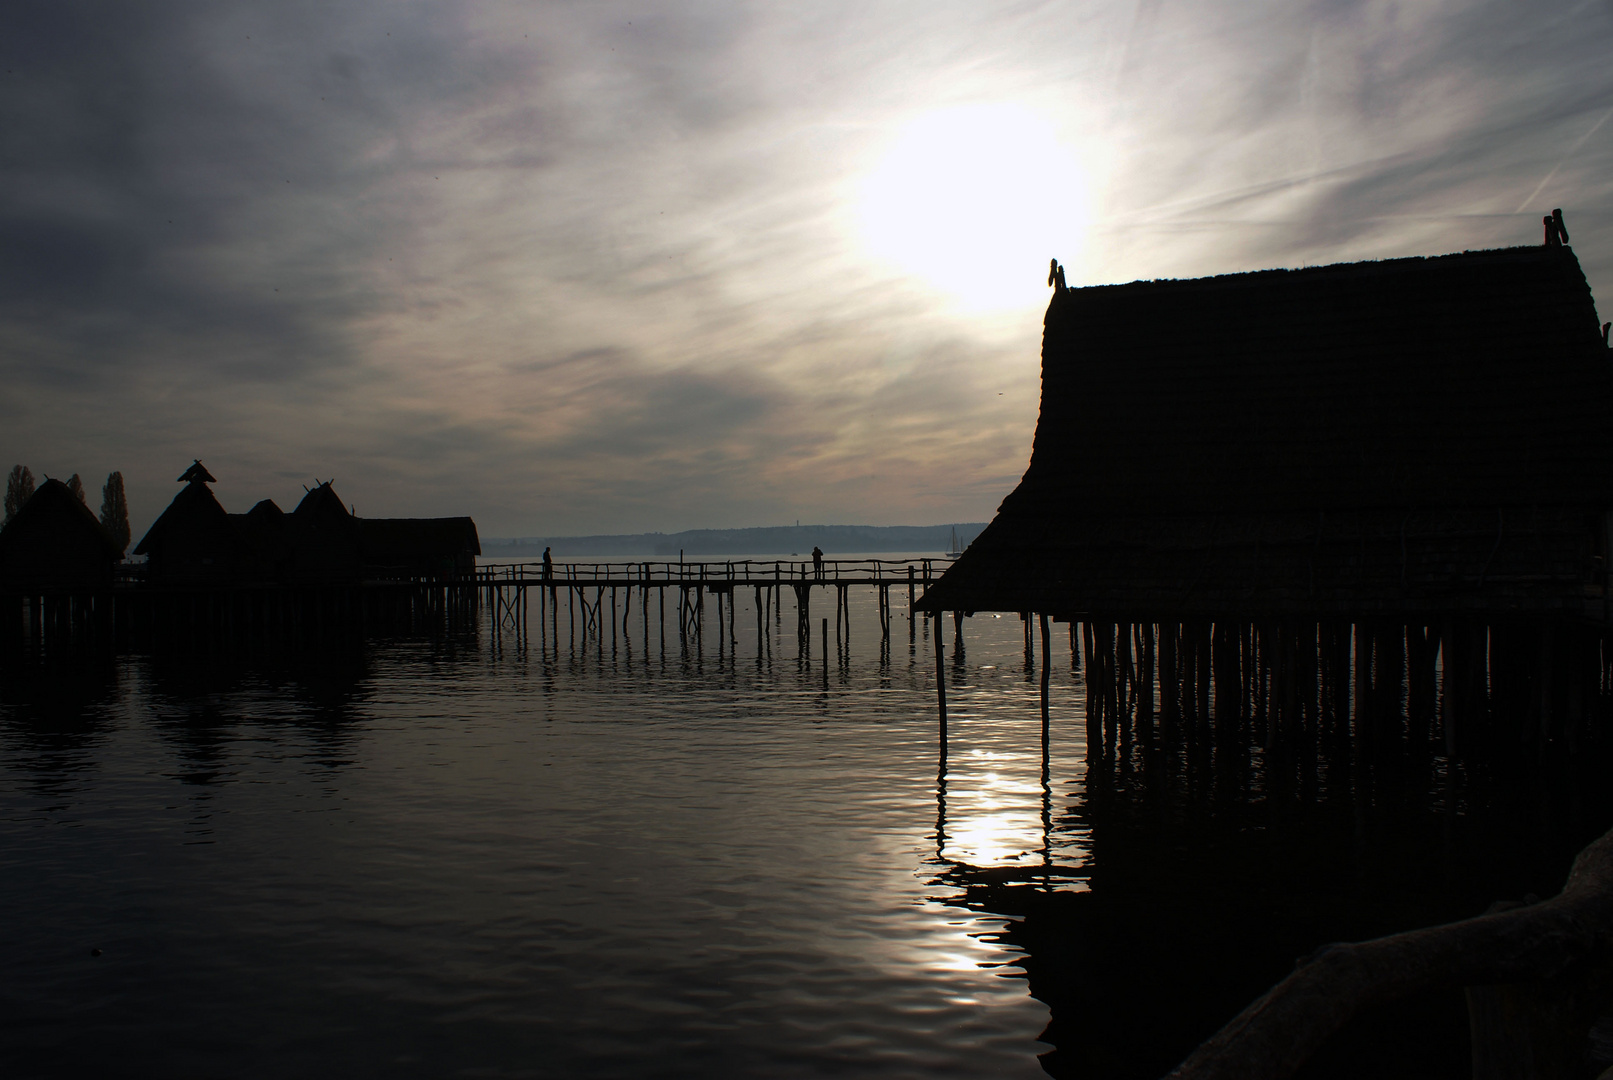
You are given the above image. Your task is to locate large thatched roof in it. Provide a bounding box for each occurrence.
[917,245,1613,619]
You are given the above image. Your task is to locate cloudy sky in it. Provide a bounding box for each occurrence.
[4,0,1612,538]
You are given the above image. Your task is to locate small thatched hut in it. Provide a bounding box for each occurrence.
[360,518,480,577]
[231,499,290,583]
[285,482,362,585]
[0,479,121,594]
[133,462,243,586]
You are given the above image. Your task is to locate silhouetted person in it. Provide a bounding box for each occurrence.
[542,546,553,582]
[812,545,823,579]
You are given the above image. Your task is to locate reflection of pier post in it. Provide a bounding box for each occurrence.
[834,584,847,649]
[821,617,829,687]
[934,711,948,862]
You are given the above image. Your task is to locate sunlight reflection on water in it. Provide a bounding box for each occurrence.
[0,567,1092,1078]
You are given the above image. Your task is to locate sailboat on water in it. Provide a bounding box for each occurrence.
[946,527,964,558]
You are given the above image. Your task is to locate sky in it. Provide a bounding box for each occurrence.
[4,0,1612,539]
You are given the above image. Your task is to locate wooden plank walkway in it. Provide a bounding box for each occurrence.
[480,558,956,645]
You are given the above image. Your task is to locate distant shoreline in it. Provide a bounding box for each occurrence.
[480,523,985,558]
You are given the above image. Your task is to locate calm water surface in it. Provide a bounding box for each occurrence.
[2,573,1090,1077]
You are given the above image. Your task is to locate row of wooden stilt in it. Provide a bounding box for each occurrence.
[516,579,910,652]
[929,614,1613,764]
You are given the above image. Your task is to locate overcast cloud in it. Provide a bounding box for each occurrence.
[4,0,1611,536]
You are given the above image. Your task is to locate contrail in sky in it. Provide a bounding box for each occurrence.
[1515,103,1613,214]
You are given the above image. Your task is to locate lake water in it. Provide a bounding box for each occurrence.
[3,562,1609,1078]
[2,563,1089,1078]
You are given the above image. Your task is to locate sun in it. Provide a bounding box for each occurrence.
[857,103,1092,312]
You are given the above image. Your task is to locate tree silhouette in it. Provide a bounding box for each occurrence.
[100,471,130,556]
[4,465,35,526]
[67,473,86,504]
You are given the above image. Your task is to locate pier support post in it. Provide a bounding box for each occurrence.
[1084,620,1100,760]
[1040,612,1051,726]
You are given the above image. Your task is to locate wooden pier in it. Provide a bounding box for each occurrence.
[478,557,950,648]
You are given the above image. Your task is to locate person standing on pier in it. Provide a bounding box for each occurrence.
[812,546,824,579]
[542,546,553,582]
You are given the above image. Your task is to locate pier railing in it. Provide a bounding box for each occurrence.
[97,557,956,591]
[466,557,954,586]
[462,557,958,648]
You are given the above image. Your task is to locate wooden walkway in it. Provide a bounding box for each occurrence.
[479,557,954,645]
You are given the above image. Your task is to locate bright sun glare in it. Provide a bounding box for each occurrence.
[858,103,1091,313]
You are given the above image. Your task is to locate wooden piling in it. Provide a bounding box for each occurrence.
[1083,620,1099,761]
[1140,622,1155,741]
[1040,612,1051,725]
[1159,622,1178,723]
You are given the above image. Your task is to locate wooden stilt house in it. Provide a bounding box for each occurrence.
[135,467,480,587]
[0,479,121,594]
[360,518,480,578]
[133,462,244,586]
[917,242,1613,747]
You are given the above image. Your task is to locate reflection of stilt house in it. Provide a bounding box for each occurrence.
[917,244,1613,750]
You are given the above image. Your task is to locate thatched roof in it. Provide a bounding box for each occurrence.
[294,482,352,521]
[136,471,481,584]
[0,479,120,591]
[133,476,233,557]
[1,479,119,553]
[230,499,288,572]
[360,517,480,575]
[917,245,1613,619]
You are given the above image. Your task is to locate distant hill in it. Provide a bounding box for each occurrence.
[480,523,987,558]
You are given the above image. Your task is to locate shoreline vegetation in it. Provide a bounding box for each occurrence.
[480,522,986,558]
